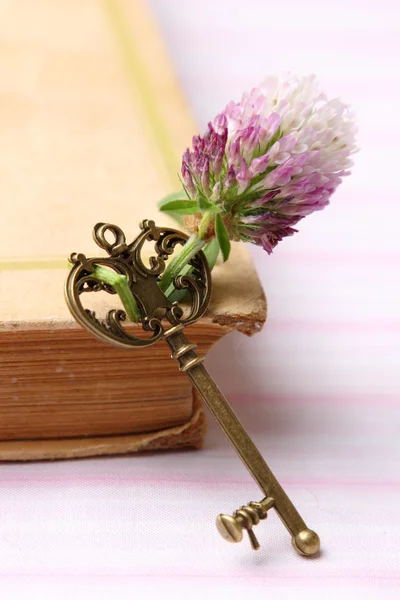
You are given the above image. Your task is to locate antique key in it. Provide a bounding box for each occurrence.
[65,220,320,556]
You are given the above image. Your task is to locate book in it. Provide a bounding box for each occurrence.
[0,0,266,460]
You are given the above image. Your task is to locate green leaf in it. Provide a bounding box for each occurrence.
[158,192,197,225]
[203,237,220,270]
[158,199,198,216]
[197,194,215,211]
[158,192,185,225]
[215,214,231,262]
[158,191,188,206]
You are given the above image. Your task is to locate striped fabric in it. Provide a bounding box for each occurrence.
[1,0,399,598]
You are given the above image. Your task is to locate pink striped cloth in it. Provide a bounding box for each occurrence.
[1,0,399,598]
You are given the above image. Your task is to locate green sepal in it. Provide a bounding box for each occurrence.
[215,213,231,262]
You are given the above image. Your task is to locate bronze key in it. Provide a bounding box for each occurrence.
[65,220,320,556]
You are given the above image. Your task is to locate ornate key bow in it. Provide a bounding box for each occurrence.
[65,220,320,556]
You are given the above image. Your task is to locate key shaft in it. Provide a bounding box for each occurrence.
[164,323,320,556]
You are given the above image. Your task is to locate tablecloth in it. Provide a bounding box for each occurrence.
[1,0,399,598]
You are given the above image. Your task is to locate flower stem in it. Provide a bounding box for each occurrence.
[158,233,206,292]
[159,210,216,292]
[92,265,141,323]
[198,209,215,239]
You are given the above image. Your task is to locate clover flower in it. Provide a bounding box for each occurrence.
[159,74,357,290]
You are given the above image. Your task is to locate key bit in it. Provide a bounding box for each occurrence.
[216,498,273,550]
[65,220,320,557]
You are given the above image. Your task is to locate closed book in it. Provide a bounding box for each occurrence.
[0,0,266,460]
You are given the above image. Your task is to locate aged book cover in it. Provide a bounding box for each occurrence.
[0,0,266,460]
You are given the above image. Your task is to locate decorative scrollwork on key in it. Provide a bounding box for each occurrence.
[65,220,212,349]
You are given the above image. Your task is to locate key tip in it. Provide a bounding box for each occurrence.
[292,529,320,556]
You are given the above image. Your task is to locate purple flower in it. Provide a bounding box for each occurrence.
[180,74,357,253]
